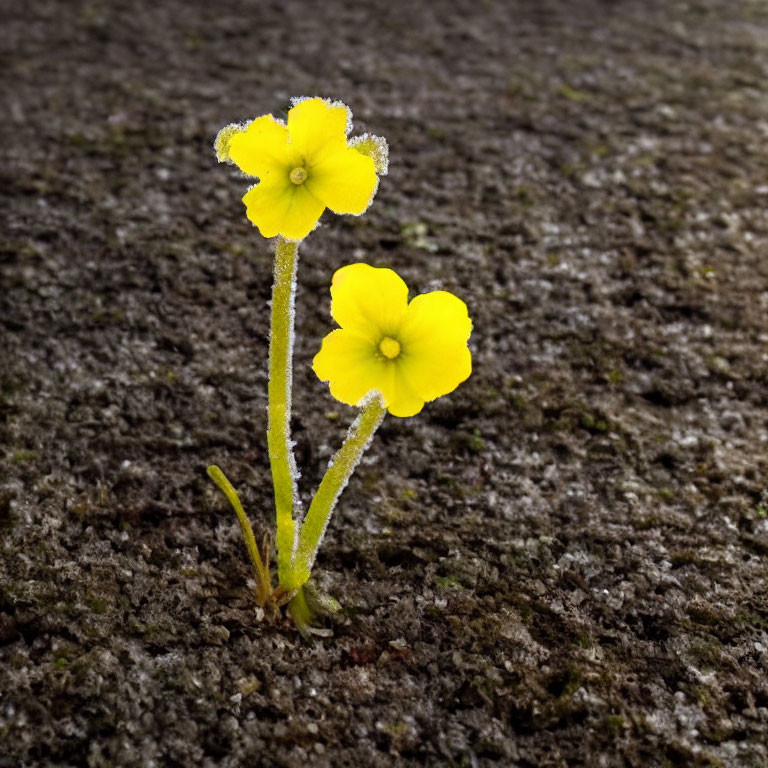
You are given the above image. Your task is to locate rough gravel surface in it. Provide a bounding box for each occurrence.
[1,0,768,766]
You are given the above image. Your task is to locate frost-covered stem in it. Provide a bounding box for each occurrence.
[268,237,302,584]
[287,392,386,589]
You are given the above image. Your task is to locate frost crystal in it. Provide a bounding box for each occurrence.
[214,122,247,163]
[350,134,389,175]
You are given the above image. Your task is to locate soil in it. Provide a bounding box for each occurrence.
[2,0,768,766]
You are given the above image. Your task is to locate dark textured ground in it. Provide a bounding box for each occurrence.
[2,0,768,766]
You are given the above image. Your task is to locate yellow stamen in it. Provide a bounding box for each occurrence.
[289,166,308,185]
[378,336,401,360]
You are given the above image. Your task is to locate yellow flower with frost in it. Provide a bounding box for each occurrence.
[313,264,472,417]
[216,97,387,241]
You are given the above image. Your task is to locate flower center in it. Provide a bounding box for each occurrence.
[378,336,401,360]
[289,166,308,185]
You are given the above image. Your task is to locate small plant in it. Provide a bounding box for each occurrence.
[208,97,472,634]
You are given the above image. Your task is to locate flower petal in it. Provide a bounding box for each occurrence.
[242,179,325,241]
[312,329,426,416]
[306,146,379,215]
[313,329,383,407]
[228,115,297,178]
[398,291,473,402]
[385,365,426,417]
[330,263,409,341]
[287,98,350,164]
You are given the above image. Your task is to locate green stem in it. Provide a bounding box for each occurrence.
[287,392,386,589]
[268,237,302,585]
[207,465,271,605]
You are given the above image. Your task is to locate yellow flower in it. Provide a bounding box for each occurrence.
[313,264,472,417]
[215,98,387,241]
